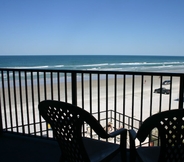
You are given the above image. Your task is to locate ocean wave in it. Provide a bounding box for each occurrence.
[85,63,184,72]
[87,67,123,71]
[1,56,184,74]
[3,61,184,70]
[54,65,64,68]
[110,61,183,66]
[87,67,101,70]
[80,63,109,67]
[5,65,49,69]
[4,64,64,69]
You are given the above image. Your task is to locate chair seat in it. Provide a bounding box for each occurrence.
[83,137,120,162]
[136,146,160,162]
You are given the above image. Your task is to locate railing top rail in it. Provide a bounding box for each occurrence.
[0,68,184,76]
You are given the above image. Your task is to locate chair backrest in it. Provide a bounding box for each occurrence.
[38,100,108,162]
[137,109,184,161]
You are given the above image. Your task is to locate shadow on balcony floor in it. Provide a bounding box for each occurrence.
[0,132,61,162]
[0,132,129,162]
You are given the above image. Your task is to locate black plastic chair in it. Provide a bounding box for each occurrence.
[129,109,184,162]
[39,100,127,162]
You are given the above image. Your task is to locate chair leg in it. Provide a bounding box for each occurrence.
[120,130,127,162]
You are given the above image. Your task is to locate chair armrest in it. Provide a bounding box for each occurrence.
[108,128,127,137]
[129,129,137,148]
[129,129,137,140]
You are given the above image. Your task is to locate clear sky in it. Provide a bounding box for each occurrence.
[0,0,184,56]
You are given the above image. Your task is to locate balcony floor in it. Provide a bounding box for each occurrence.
[0,132,129,162]
[0,132,61,162]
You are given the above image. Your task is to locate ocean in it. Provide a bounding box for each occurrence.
[0,55,184,73]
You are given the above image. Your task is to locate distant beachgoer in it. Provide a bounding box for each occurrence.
[118,126,123,129]
[86,124,96,137]
[104,122,113,133]
[48,123,51,129]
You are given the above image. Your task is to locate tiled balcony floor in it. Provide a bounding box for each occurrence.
[0,132,129,162]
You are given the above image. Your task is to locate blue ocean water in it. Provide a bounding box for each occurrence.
[0,55,184,73]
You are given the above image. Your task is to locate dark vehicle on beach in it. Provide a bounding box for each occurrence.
[162,80,171,85]
[154,87,170,94]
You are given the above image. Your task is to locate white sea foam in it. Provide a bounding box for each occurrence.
[81,63,109,67]
[54,65,64,68]
[5,65,49,69]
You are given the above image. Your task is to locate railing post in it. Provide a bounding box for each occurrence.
[0,94,2,134]
[128,117,130,129]
[71,72,77,106]
[179,75,184,109]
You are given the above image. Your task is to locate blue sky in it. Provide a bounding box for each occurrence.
[0,0,184,56]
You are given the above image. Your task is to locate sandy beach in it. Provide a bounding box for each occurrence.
[1,73,181,135]
[74,75,180,127]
